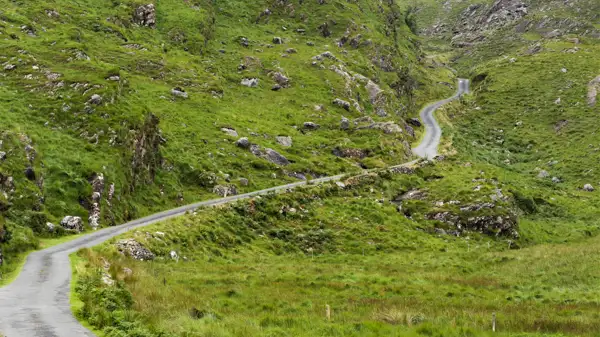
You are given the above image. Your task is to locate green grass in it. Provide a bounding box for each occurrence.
[0,0,453,281]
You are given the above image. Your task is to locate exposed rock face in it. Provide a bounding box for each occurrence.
[332,147,368,159]
[340,117,350,130]
[272,72,290,88]
[88,173,104,230]
[171,87,188,99]
[241,78,259,87]
[213,185,238,197]
[264,148,290,166]
[88,94,102,105]
[303,122,320,130]
[452,0,528,46]
[276,136,292,147]
[134,4,156,28]
[361,122,402,134]
[60,216,84,232]
[407,118,422,127]
[428,212,519,238]
[366,80,383,103]
[588,75,600,106]
[236,137,250,149]
[221,128,238,137]
[396,189,427,201]
[116,239,154,261]
[333,98,351,111]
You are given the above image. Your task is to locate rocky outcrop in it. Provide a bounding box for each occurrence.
[60,216,84,233]
[221,128,238,137]
[88,173,104,230]
[276,136,292,147]
[588,75,600,106]
[116,239,154,261]
[303,122,320,130]
[133,4,156,28]
[333,98,351,111]
[340,117,350,130]
[272,72,290,88]
[213,185,238,197]
[241,78,259,87]
[263,148,290,166]
[236,137,250,148]
[332,148,368,159]
[360,122,402,134]
[428,212,518,238]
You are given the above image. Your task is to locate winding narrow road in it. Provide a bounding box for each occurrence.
[413,78,469,158]
[0,79,468,337]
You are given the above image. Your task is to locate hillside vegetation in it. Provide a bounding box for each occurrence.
[4,0,600,336]
[0,0,452,278]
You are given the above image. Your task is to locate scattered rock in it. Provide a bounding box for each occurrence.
[133,4,156,28]
[551,177,561,184]
[272,72,290,87]
[236,137,250,148]
[554,97,561,105]
[303,122,320,130]
[460,203,495,212]
[537,170,549,178]
[60,216,84,232]
[213,184,238,197]
[107,76,120,81]
[285,48,297,54]
[241,78,259,87]
[396,189,427,201]
[116,239,155,261]
[0,151,8,161]
[333,98,351,111]
[583,184,594,192]
[362,122,402,134]
[171,87,188,99]
[221,128,238,137]
[273,37,283,44]
[407,118,422,127]
[24,167,36,181]
[239,178,249,186]
[332,148,368,159]
[170,250,179,261]
[405,125,415,138]
[46,222,55,232]
[365,81,383,103]
[4,64,17,71]
[286,171,306,180]
[88,94,103,105]
[264,148,290,166]
[271,84,281,91]
[276,136,292,147]
[340,117,350,130]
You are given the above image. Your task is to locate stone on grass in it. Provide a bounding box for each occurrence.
[583,184,595,192]
[116,239,155,261]
[276,136,293,147]
[60,216,84,232]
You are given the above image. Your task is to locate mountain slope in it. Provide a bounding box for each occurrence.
[0,0,452,276]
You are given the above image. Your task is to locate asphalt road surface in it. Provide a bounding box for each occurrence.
[413,78,469,158]
[0,79,467,337]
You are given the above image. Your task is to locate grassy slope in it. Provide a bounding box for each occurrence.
[71,1,600,336]
[0,0,453,278]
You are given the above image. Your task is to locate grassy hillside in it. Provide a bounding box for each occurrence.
[69,0,600,336]
[0,0,453,278]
